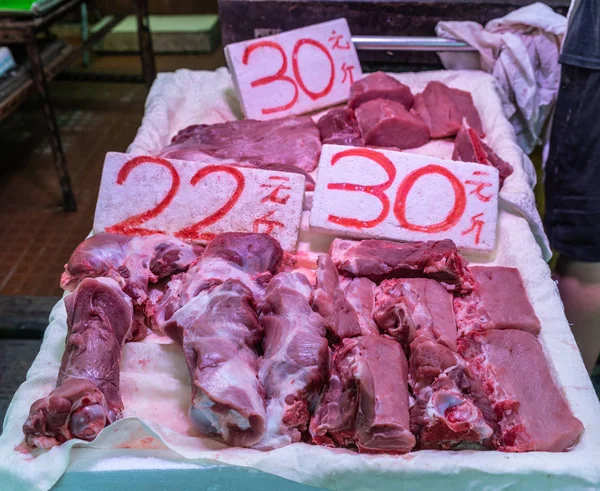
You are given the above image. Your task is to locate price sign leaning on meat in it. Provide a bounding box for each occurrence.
[93,152,305,251]
[225,18,362,120]
[310,145,499,251]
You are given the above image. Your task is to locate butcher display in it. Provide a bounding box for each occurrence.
[317,107,364,147]
[348,71,414,110]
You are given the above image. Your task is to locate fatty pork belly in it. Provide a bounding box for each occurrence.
[329,238,474,293]
[310,335,415,454]
[454,266,541,337]
[23,277,133,448]
[255,273,329,450]
[164,280,266,447]
[460,330,583,452]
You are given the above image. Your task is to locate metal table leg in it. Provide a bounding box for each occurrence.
[134,0,156,89]
[25,32,77,212]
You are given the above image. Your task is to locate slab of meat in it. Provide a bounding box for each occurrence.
[23,278,133,449]
[157,116,322,172]
[454,266,541,337]
[349,72,414,110]
[374,278,457,351]
[452,121,513,185]
[163,280,266,447]
[460,329,584,452]
[255,272,329,450]
[355,99,430,149]
[153,232,283,329]
[329,238,474,293]
[311,335,415,454]
[311,254,376,340]
[339,277,378,336]
[413,81,483,138]
[317,107,364,146]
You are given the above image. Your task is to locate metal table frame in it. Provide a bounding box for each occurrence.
[0,0,156,211]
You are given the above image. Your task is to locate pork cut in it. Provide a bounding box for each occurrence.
[355,99,430,149]
[255,272,329,450]
[452,121,513,185]
[329,238,474,293]
[453,266,541,337]
[339,277,378,336]
[413,81,483,138]
[317,107,364,146]
[157,116,322,172]
[310,335,415,454]
[348,72,414,110]
[459,329,584,452]
[163,280,266,447]
[23,277,133,449]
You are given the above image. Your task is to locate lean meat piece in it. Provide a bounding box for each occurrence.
[23,278,133,449]
[329,238,474,293]
[152,232,283,329]
[374,278,457,351]
[317,107,363,146]
[339,277,378,336]
[413,81,483,138]
[157,116,322,172]
[454,266,541,337]
[311,335,415,454]
[355,99,430,149]
[164,280,266,447]
[349,72,414,110]
[460,329,584,452]
[453,121,513,184]
[255,273,329,450]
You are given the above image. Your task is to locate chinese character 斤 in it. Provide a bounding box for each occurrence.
[341,62,356,84]
[260,176,292,205]
[328,30,351,50]
[461,213,485,245]
[253,210,284,234]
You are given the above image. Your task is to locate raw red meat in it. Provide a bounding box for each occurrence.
[310,335,415,454]
[349,72,414,110]
[355,99,430,149]
[329,238,475,293]
[23,278,133,448]
[163,280,266,447]
[454,266,541,337]
[255,272,329,450]
[374,278,457,351]
[453,121,513,185]
[158,116,322,172]
[317,107,364,146]
[460,329,584,452]
[339,277,379,336]
[413,81,483,138]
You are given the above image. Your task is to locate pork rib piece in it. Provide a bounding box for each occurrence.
[311,336,415,454]
[317,107,364,146]
[460,329,584,452]
[329,238,474,293]
[454,266,541,337]
[452,121,513,184]
[153,232,283,329]
[355,98,430,149]
[413,81,483,138]
[157,116,322,172]
[23,278,133,449]
[164,280,266,447]
[374,278,457,351]
[255,272,329,450]
[349,72,414,110]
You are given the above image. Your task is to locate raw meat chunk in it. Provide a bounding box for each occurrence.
[374,278,457,351]
[329,238,475,293]
[453,121,513,184]
[311,336,415,454]
[164,280,266,447]
[349,72,414,110]
[460,329,584,452]
[255,273,329,450]
[454,266,541,337]
[355,99,430,149]
[413,81,483,138]
[23,278,133,449]
[317,107,364,146]
[339,277,378,336]
[158,116,322,172]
